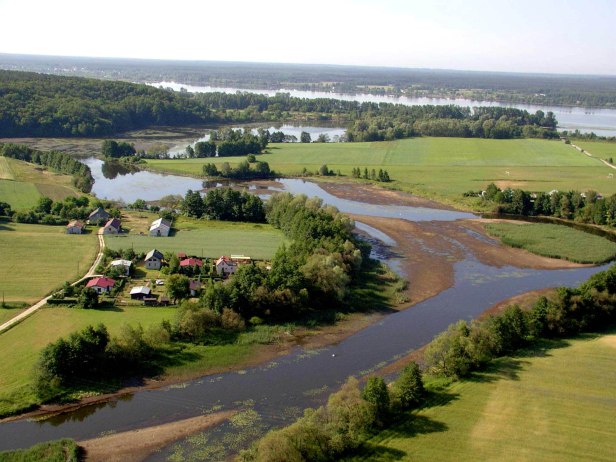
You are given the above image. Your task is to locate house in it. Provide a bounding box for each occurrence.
[215,256,238,276]
[66,220,85,234]
[88,207,110,225]
[86,277,116,294]
[130,286,151,300]
[180,258,203,272]
[103,218,121,235]
[149,218,172,237]
[110,259,132,276]
[189,280,202,297]
[144,249,164,270]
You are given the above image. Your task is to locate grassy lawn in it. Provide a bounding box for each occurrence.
[347,333,616,462]
[485,222,616,263]
[0,158,79,209]
[105,213,285,260]
[0,222,98,303]
[572,140,616,160]
[145,138,616,208]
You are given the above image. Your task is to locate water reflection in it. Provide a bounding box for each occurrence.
[101,160,140,179]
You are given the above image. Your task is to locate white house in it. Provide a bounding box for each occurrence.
[215,256,238,276]
[66,220,85,234]
[110,259,132,276]
[103,218,121,235]
[144,249,164,270]
[86,277,116,294]
[149,218,172,237]
[130,286,151,300]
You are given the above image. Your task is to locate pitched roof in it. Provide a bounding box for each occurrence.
[130,286,151,295]
[88,207,109,219]
[180,257,203,267]
[110,259,132,267]
[105,218,121,229]
[189,280,202,290]
[67,220,84,228]
[150,218,172,231]
[145,249,164,260]
[216,256,236,266]
[86,277,116,289]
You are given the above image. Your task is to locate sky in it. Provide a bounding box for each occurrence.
[0,0,614,75]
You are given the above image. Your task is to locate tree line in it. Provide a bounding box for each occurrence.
[477,183,616,226]
[241,262,616,461]
[0,143,94,192]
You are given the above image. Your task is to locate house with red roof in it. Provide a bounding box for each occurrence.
[179,258,203,275]
[215,256,237,276]
[86,277,116,294]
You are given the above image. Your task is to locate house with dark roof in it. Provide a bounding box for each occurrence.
[144,249,164,270]
[86,277,116,294]
[88,207,110,225]
[66,220,85,234]
[103,218,121,235]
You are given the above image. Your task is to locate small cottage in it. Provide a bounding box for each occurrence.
[144,249,164,270]
[130,286,152,300]
[149,218,172,237]
[180,258,203,273]
[88,207,110,225]
[189,280,202,297]
[66,220,85,234]
[86,277,116,294]
[103,218,121,235]
[215,256,238,276]
[110,259,132,276]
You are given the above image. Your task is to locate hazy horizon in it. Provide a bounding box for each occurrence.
[0,0,615,76]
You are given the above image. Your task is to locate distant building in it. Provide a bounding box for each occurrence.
[66,220,85,234]
[180,258,203,272]
[88,207,110,225]
[149,218,172,237]
[189,280,202,297]
[130,286,152,300]
[86,277,116,294]
[110,259,132,276]
[103,218,121,235]
[215,256,238,276]
[144,249,164,270]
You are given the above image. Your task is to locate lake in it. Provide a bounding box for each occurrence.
[152,81,616,137]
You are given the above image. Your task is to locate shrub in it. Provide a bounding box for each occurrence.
[391,362,424,410]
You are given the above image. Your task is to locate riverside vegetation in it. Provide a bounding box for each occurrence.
[241,264,616,462]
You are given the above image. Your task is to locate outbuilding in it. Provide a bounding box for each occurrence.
[130,286,152,300]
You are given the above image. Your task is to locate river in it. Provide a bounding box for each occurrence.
[0,170,610,459]
[152,81,616,137]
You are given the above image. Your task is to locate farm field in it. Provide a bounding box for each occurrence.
[484,222,616,263]
[572,140,616,160]
[0,222,98,303]
[0,305,178,417]
[346,332,616,462]
[105,213,285,260]
[145,138,616,208]
[0,157,78,209]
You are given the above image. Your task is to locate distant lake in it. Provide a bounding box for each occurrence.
[167,124,347,157]
[152,81,616,137]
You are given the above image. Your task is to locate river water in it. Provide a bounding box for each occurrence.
[0,168,610,457]
[152,81,616,137]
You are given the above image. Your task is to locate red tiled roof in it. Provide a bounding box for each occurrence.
[86,277,116,289]
[180,258,203,267]
[67,220,84,228]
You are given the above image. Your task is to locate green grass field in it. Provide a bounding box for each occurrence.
[0,157,79,209]
[485,222,616,263]
[105,215,285,260]
[573,140,616,160]
[0,222,98,303]
[346,333,616,462]
[145,138,616,208]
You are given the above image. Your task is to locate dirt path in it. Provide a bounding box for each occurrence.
[570,143,616,170]
[79,411,235,462]
[0,228,105,334]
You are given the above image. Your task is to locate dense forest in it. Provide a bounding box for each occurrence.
[0,70,558,140]
[3,54,616,107]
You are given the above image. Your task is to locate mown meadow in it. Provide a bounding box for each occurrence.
[145,137,616,209]
[344,332,616,462]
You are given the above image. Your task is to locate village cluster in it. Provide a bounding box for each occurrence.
[64,207,253,307]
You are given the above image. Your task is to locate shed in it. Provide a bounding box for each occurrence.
[130,286,152,300]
